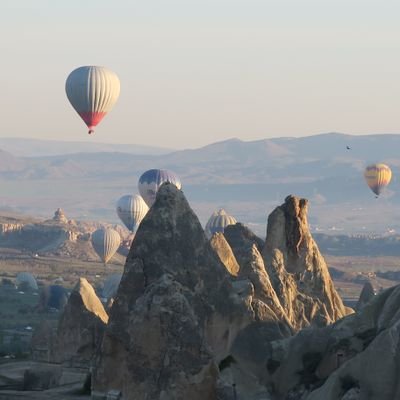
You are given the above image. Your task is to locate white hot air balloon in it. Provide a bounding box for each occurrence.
[116,195,149,232]
[65,66,120,134]
[91,228,121,265]
[205,209,237,239]
[16,272,38,291]
[102,273,123,299]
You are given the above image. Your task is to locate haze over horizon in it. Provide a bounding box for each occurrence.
[2,1,400,148]
[1,131,400,153]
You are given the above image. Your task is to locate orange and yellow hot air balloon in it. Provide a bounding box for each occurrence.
[364,163,392,197]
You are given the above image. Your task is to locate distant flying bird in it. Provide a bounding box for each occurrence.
[65,66,120,134]
[346,146,351,150]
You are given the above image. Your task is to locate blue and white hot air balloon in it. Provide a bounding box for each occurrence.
[138,169,182,207]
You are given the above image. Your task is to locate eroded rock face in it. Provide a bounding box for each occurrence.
[237,245,289,326]
[0,222,23,235]
[265,284,400,399]
[263,195,349,329]
[53,278,108,366]
[223,223,264,256]
[212,239,294,388]
[93,184,282,400]
[209,232,240,277]
[31,320,56,362]
[23,365,62,391]
[92,189,349,400]
[355,281,375,311]
[53,208,68,224]
[307,284,400,400]
[221,224,292,329]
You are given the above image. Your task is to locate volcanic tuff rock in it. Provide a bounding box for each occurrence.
[219,201,348,388]
[93,184,258,399]
[0,212,129,261]
[263,195,350,330]
[306,284,400,400]
[355,281,375,311]
[53,278,108,366]
[52,208,68,224]
[223,223,264,256]
[0,222,24,235]
[209,232,240,276]
[264,284,400,399]
[92,187,348,400]
[221,224,288,323]
[222,201,349,332]
[23,365,62,391]
[31,320,57,363]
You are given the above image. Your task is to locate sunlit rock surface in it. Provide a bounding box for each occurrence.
[53,278,108,366]
[92,187,349,399]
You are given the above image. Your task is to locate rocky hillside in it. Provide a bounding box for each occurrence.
[0,209,129,261]
[53,278,109,367]
[11,184,398,400]
[91,185,350,400]
[265,283,400,399]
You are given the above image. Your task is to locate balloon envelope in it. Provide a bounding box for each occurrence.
[138,169,182,207]
[364,163,392,196]
[16,272,38,290]
[91,228,121,264]
[40,285,68,310]
[116,195,149,232]
[102,273,123,299]
[205,209,237,238]
[65,66,120,134]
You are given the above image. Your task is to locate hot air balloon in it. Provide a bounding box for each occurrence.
[116,195,149,232]
[138,169,182,207]
[102,273,123,300]
[364,163,392,197]
[205,209,237,238]
[16,272,38,291]
[65,66,120,134]
[91,228,121,264]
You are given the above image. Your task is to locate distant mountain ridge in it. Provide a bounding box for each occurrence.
[1,132,398,183]
[0,132,399,234]
[0,137,173,157]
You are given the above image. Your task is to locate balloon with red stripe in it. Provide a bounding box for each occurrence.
[65,66,120,134]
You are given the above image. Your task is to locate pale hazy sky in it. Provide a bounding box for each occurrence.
[1,0,400,148]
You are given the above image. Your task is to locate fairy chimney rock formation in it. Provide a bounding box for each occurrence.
[93,184,297,400]
[93,184,259,399]
[263,195,350,329]
[267,284,400,400]
[209,232,240,276]
[53,277,108,366]
[53,208,68,224]
[356,280,376,311]
[92,189,350,400]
